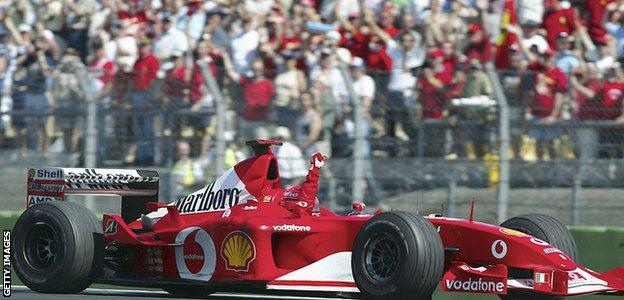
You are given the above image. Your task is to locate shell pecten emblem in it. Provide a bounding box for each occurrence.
[221,231,256,272]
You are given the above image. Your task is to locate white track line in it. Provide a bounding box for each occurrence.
[12,286,349,299]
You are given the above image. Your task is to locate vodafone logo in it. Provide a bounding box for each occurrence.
[491,240,508,259]
[174,227,216,281]
[444,278,506,293]
[272,224,312,232]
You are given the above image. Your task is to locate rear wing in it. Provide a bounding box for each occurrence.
[27,167,159,222]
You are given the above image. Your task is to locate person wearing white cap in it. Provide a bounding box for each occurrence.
[272,126,308,186]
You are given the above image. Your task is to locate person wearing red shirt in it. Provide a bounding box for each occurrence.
[573,64,603,120]
[89,44,117,164]
[130,39,160,165]
[463,23,492,65]
[597,67,624,157]
[526,51,568,160]
[222,51,275,141]
[418,50,453,157]
[164,53,191,140]
[542,0,579,49]
[584,0,615,46]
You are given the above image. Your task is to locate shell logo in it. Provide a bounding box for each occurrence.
[28,169,36,178]
[499,228,528,237]
[221,231,256,272]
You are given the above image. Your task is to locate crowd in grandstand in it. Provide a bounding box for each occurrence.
[0,0,623,169]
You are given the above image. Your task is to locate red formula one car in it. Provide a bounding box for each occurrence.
[11,140,624,299]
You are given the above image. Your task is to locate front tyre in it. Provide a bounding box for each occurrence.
[500,214,576,300]
[11,201,102,293]
[351,212,443,300]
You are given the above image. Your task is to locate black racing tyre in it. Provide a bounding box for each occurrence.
[352,211,444,300]
[500,214,578,260]
[500,214,577,300]
[162,285,215,298]
[11,201,103,293]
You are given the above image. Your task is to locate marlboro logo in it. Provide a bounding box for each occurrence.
[176,182,242,214]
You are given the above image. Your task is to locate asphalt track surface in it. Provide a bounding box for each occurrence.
[9,286,355,300]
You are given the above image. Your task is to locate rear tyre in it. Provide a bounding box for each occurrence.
[162,285,214,298]
[11,201,102,293]
[500,214,576,300]
[351,211,443,300]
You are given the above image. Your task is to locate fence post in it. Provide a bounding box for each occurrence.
[485,63,510,224]
[78,69,97,210]
[198,64,226,176]
[446,166,457,217]
[338,64,365,204]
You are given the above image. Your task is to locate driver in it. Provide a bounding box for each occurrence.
[272,151,326,214]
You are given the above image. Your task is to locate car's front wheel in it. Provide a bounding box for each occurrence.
[351,211,444,300]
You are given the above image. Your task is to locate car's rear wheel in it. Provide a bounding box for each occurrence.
[351,211,443,300]
[500,214,576,300]
[12,201,103,293]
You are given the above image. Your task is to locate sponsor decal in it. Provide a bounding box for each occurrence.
[176,182,242,214]
[567,268,608,288]
[499,228,528,237]
[221,231,256,272]
[530,238,550,246]
[311,157,324,169]
[272,224,312,232]
[35,168,63,179]
[222,209,232,218]
[65,168,158,183]
[491,240,508,259]
[444,278,506,293]
[243,205,257,211]
[535,272,551,284]
[27,196,57,207]
[3,230,11,297]
[146,247,163,273]
[27,182,64,194]
[543,247,562,254]
[104,219,118,234]
[27,169,36,178]
[559,254,568,260]
[174,227,216,281]
[296,201,308,208]
[437,226,442,233]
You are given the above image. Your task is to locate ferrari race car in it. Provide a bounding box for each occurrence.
[12,140,624,299]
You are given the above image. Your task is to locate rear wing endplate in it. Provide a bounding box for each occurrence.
[27,167,159,222]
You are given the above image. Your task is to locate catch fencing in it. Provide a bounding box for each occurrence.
[1,63,624,226]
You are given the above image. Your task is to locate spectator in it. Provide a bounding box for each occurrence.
[597,66,624,158]
[451,59,493,159]
[517,0,544,26]
[272,126,308,186]
[230,15,259,74]
[605,2,624,57]
[499,50,531,158]
[222,51,274,142]
[0,55,11,147]
[295,91,323,156]
[309,52,347,127]
[584,0,615,47]
[164,52,191,140]
[526,51,568,160]
[464,22,492,65]
[417,49,452,158]
[273,51,307,130]
[64,0,95,62]
[130,38,160,165]
[153,16,190,61]
[171,140,205,200]
[176,0,207,43]
[365,7,424,149]
[50,48,86,152]
[554,32,581,74]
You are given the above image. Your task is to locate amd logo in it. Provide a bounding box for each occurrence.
[27,196,55,207]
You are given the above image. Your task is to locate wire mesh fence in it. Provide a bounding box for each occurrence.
[2,63,624,226]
